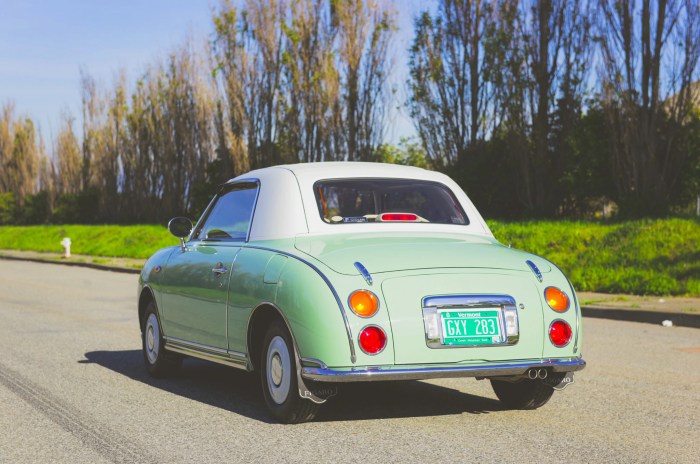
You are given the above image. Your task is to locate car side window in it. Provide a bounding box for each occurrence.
[194,183,258,242]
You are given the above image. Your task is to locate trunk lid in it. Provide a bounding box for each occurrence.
[381,272,545,364]
[294,233,551,275]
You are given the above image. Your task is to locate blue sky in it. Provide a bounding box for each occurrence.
[0,0,423,144]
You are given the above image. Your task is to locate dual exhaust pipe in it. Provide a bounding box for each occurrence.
[527,368,548,380]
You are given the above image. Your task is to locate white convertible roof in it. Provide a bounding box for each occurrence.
[228,162,493,241]
[278,161,429,176]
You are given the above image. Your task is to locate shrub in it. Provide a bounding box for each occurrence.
[0,192,16,225]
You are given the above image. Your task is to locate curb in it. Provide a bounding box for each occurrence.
[582,306,700,329]
[0,254,141,275]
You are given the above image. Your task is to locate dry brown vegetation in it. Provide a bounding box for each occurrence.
[0,0,699,224]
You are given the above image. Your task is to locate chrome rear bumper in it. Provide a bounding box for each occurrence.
[301,357,586,382]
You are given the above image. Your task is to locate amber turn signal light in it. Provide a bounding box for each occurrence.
[545,287,570,312]
[348,290,379,317]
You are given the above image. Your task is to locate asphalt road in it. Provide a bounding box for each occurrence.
[1,260,699,464]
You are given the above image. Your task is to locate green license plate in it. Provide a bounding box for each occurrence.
[440,309,502,345]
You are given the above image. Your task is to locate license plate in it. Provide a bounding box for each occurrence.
[439,309,502,345]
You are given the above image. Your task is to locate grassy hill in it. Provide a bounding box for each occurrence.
[0,225,173,260]
[1,219,698,296]
[490,219,700,296]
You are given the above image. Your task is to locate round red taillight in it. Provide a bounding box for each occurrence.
[358,326,387,355]
[549,320,572,347]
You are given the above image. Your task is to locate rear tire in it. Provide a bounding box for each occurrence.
[490,377,557,410]
[142,302,181,377]
[260,319,319,423]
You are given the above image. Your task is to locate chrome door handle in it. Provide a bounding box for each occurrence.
[212,264,228,275]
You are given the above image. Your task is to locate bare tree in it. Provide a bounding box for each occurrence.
[408,0,495,167]
[598,0,700,214]
[0,103,40,205]
[488,0,592,216]
[213,0,286,169]
[146,45,218,218]
[55,114,82,194]
[212,5,252,174]
[80,70,105,192]
[280,0,338,162]
[334,0,396,161]
[0,103,14,193]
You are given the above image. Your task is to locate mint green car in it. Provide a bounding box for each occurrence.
[138,162,585,423]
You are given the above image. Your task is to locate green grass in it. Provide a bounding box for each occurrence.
[1,219,699,296]
[488,218,700,296]
[0,225,174,259]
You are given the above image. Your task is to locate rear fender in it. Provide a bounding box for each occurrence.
[274,258,355,367]
[247,302,336,404]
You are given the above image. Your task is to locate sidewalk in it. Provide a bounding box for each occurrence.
[578,291,699,315]
[0,249,144,274]
[578,291,700,329]
[1,248,699,327]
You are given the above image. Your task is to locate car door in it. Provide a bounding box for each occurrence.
[160,181,259,349]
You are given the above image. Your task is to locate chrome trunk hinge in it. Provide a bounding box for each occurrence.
[354,261,373,286]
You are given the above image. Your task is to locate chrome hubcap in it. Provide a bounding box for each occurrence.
[266,336,291,404]
[145,314,160,364]
[271,354,283,386]
[147,327,155,350]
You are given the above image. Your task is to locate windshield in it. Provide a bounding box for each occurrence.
[313,178,469,225]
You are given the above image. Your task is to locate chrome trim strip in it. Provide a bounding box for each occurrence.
[187,196,217,243]
[244,245,357,364]
[164,344,247,369]
[354,261,373,286]
[301,357,328,369]
[301,358,586,382]
[225,177,260,185]
[164,336,229,355]
[547,259,581,355]
[244,180,261,243]
[424,294,516,308]
[570,278,581,354]
[189,179,260,243]
[163,336,248,369]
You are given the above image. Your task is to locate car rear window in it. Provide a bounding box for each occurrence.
[313,178,469,225]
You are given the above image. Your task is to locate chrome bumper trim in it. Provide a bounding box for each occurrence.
[301,358,586,382]
[164,336,248,370]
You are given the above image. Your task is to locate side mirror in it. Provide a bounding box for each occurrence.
[168,217,193,250]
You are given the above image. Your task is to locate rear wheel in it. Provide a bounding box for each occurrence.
[142,302,181,377]
[260,319,319,423]
[490,377,558,410]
